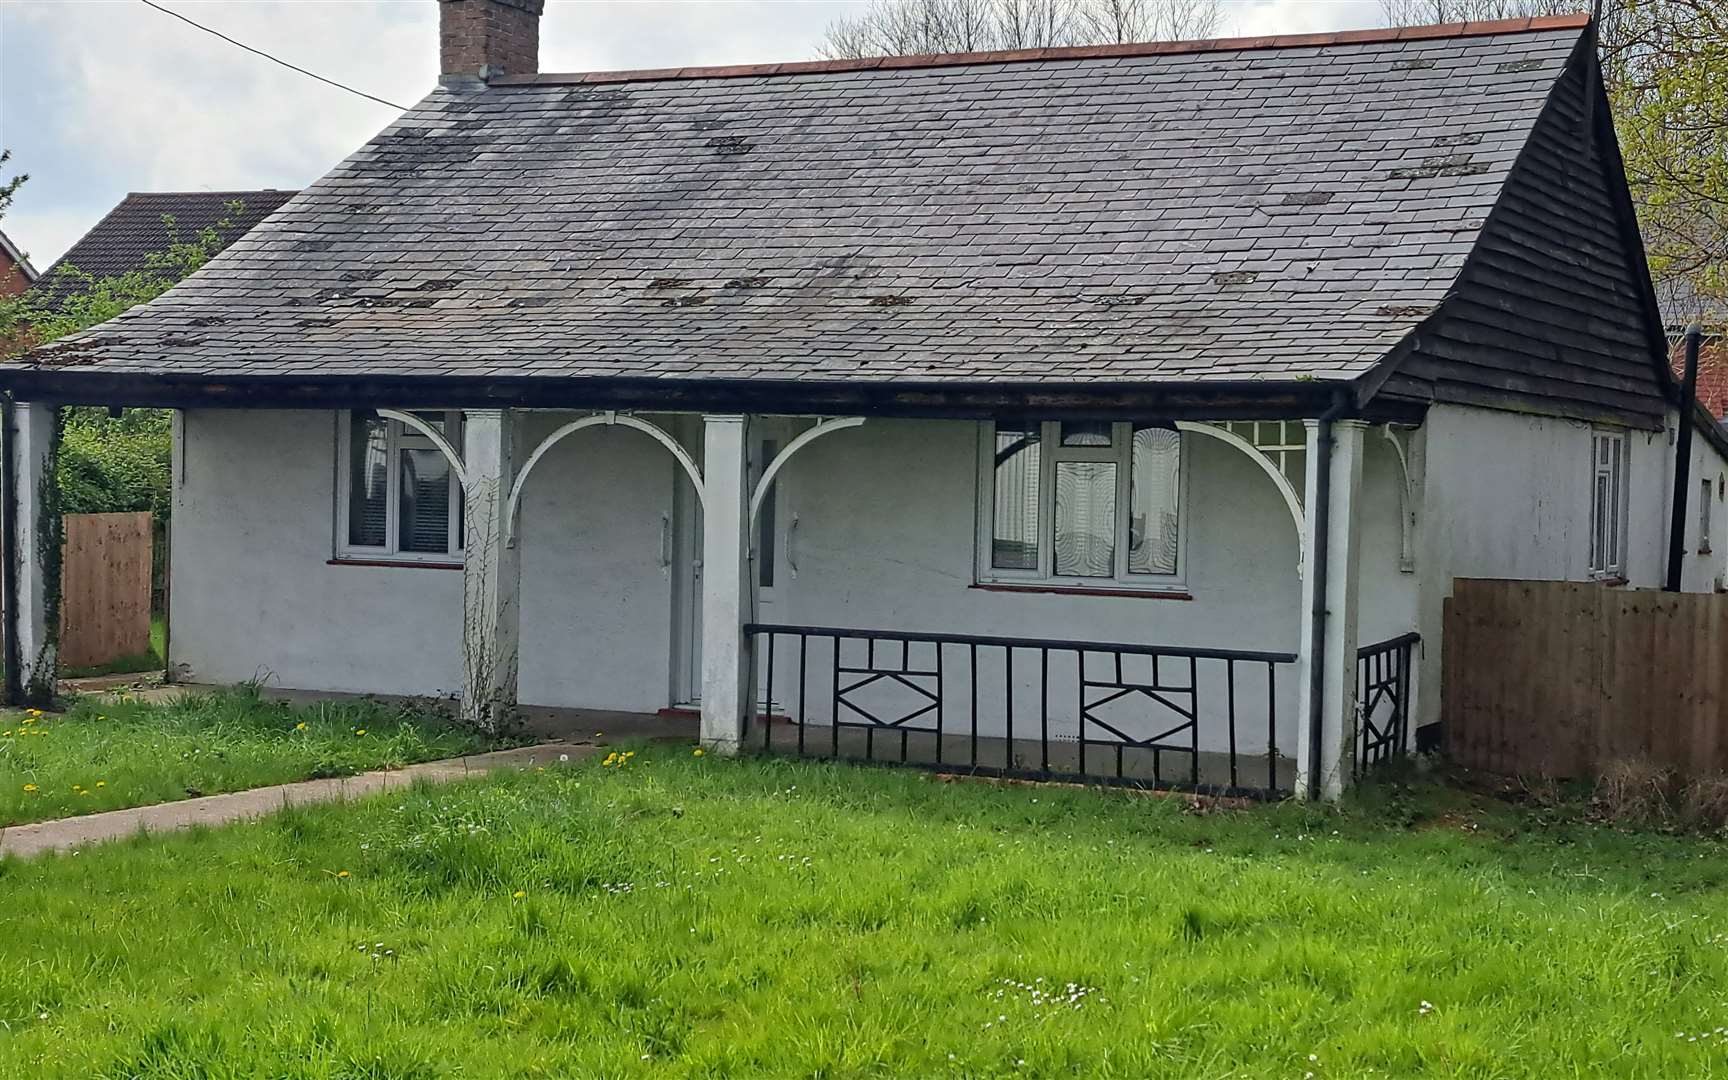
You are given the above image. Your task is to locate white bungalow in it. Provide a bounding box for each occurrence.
[7,1,1723,799]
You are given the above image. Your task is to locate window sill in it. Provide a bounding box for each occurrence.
[970,582,1192,601]
[1591,574,1629,588]
[328,558,463,571]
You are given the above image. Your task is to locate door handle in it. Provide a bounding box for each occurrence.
[660,512,672,569]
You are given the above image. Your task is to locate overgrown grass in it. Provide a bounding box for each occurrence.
[0,685,511,826]
[1,751,1725,1077]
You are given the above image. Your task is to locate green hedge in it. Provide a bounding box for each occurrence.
[57,407,171,517]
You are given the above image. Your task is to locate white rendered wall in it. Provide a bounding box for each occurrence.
[170,410,674,713]
[171,411,1413,742]
[1410,403,1723,731]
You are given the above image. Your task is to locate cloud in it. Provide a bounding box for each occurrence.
[1,0,1384,266]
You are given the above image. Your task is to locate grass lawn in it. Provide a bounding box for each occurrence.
[1,751,1726,1077]
[0,685,513,826]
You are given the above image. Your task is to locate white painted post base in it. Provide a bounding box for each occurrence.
[1295,418,1365,801]
[10,401,57,702]
[461,409,519,732]
[700,414,751,753]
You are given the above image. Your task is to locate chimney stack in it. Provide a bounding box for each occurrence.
[438,0,544,83]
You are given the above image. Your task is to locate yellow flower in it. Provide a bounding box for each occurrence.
[95,781,106,788]
[512,890,526,900]
[21,717,34,726]
[25,709,41,718]
[21,784,36,793]
[2,731,11,738]
[294,722,307,731]
[337,870,351,879]
[693,748,705,757]
[355,729,367,736]
[593,732,604,738]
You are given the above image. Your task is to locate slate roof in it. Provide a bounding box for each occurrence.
[20,17,1594,391]
[30,190,297,307]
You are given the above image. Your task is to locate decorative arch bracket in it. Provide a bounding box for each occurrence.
[377,409,468,485]
[1175,421,1306,570]
[749,417,866,528]
[504,411,705,545]
[1381,424,1417,573]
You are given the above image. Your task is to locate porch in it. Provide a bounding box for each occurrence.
[4,399,1425,801]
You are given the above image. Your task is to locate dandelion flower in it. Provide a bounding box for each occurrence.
[355,729,367,736]
[96,781,106,788]
[513,890,526,899]
[295,722,307,731]
[693,748,705,757]
[2,731,10,737]
[337,870,351,879]
[22,784,36,793]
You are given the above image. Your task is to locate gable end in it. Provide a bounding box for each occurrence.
[1370,37,1672,429]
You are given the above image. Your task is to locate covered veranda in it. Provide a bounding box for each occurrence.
[0,372,1423,800]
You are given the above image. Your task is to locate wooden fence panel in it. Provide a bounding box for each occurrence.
[1446,579,1728,781]
[60,512,153,670]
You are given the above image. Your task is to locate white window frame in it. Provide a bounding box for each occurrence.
[974,420,1189,592]
[1588,428,1628,581]
[1699,476,1714,556]
[334,409,465,565]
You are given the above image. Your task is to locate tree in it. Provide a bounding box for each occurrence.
[1380,0,1579,22]
[1380,0,1726,326]
[820,0,1221,59]
[0,200,250,521]
[0,149,25,224]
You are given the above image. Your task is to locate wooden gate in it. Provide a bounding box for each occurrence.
[59,511,154,670]
[1444,578,1728,780]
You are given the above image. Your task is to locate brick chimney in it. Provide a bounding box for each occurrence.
[438,0,544,83]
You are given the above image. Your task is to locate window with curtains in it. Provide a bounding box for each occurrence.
[335,410,464,563]
[977,420,1184,589]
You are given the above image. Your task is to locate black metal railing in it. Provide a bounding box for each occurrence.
[744,623,1299,799]
[1355,632,1419,776]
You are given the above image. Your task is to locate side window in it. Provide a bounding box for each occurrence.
[1588,429,1627,580]
[979,420,1184,589]
[336,410,464,563]
[1699,477,1713,555]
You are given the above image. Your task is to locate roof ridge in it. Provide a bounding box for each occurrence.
[123,189,297,198]
[492,13,1590,88]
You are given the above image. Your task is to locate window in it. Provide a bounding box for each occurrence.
[757,438,779,588]
[1588,429,1627,579]
[336,411,464,563]
[1700,477,1714,555]
[978,420,1184,589]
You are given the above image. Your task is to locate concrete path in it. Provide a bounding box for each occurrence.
[0,741,595,860]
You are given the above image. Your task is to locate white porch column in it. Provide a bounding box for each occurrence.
[461,408,518,732]
[1295,418,1366,800]
[700,413,751,752]
[10,401,57,702]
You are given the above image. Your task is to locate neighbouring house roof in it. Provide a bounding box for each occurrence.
[0,228,35,286]
[1657,275,1727,333]
[30,190,297,307]
[7,14,1674,425]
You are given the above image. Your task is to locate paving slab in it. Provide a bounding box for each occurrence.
[0,740,597,860]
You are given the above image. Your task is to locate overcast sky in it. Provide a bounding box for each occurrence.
[0,0,1383,268]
